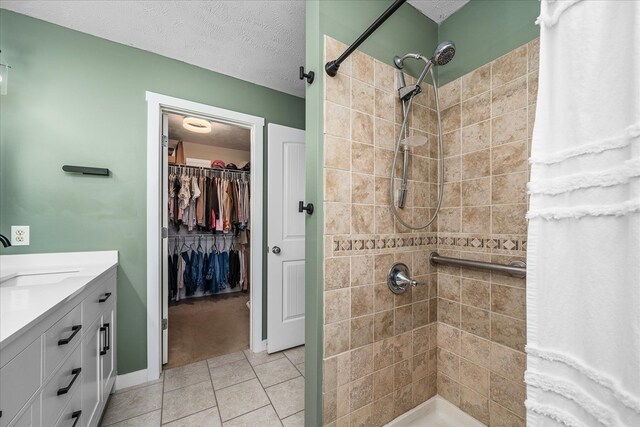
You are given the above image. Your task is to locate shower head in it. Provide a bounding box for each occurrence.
[431,41,455,66]
[393,41,456,70]
[394,41,456,98]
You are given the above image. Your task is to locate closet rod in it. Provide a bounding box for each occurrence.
[169,164,250,175]
[168,234,237,238]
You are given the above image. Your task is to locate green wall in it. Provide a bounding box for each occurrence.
[437,0,540,84]
[320,0,439,78]
[0,10,305,375]
[304,2,438,425]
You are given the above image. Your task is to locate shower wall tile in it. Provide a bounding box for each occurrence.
[461,91,491,127]
[461,149,491,180]
[442,103,461,133]
[439,79,461,110]
[491,45,527,88]
[491,140,528,175]
[490,400,525,427]
[461,177,491,207]
[461,120,490,153]
[492,107,528,146]
[528,38,540,71]
[433,39,537,426]
[325,37,351,76]
[324,135,351,171]
[461,63,490,100]
[374,59,395,90]
[351,79,375,115]
[322,36,537,426]
[528,71,539,105]
[352,50,374,85]
[491,76,527,117]
[375,88,395,121]
[460,386,490,425]
[325,102,350,138]
[443,129,462,157]
[351,111,374,144]
[374,118,395,150]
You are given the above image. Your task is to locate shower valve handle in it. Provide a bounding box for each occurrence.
[387,263,419,294]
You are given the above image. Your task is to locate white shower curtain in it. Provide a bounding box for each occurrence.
[526,1,640,426]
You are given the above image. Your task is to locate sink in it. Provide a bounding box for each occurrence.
[0,270,80,288]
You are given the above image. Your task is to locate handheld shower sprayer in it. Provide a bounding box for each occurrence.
[391,42,455,223]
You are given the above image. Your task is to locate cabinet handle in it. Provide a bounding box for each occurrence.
[57,368,81,396]
[99,292,112,303]
[104,323,110,351]
[58,325,82,346]
[100,326,107,355]
[71,410,82,427]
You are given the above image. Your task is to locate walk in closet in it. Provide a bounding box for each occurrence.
[163,112,252,368]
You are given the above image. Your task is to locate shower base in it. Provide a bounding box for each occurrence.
[386,396,487,427]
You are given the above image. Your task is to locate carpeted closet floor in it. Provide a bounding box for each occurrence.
[165,293,250,369]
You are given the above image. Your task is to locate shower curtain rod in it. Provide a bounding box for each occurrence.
[325,0,406,77]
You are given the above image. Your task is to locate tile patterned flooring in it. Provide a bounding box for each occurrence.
[101,346,305,426]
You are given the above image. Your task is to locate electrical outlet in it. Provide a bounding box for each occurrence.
[11,225,30,246]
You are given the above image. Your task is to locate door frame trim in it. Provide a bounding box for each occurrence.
[146,91,265,381]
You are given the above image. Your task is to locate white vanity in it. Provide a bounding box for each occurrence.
[0,251,118,427]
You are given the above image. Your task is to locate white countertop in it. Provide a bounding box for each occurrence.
[0,251,118,347]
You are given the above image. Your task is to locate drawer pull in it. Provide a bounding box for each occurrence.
[57,368,82,396]
[99,292,112,303]
[100,326,107,355]
[100,323,110,355]
[71,410,82,427]
[58,325,82,346]
[105,323,110,351]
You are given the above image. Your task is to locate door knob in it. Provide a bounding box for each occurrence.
[272,246,281,254]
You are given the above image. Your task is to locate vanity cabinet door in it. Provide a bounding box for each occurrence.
[100,302,116,400]
[81,318,101,427]
[0,338,41,427]
[8,395,40,427]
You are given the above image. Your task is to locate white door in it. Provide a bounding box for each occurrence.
[267,124,306,353]
[161,113,169,364]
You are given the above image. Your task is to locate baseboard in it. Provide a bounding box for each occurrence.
[115,369,149,391]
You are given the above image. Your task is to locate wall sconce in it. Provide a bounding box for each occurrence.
[0,50,10,95]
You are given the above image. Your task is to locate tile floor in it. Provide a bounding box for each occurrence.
[101,346,305,426]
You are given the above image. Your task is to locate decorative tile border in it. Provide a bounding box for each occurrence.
[329,233,526,256]
[331,233,437,254]
[437,234,527,252]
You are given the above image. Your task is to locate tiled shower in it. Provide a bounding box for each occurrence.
[321,35,539,426]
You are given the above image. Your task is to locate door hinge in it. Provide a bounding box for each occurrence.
[161,135,168,147]
[161,227,168,238]
[162,318,168,330]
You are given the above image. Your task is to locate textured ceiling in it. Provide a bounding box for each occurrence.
[1,0,307,97]
[408,0,471,24]
[1,1,471,98]
[168,113,250,152]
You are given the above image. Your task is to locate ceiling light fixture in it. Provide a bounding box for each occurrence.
[182,117,212,133]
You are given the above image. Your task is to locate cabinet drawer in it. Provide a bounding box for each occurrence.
[0,338,41,427]
[53,384,82,427]
[41,343,82,425]
[44,304,82,380]
[83,271,116,330]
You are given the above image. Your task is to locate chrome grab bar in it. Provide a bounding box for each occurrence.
[429,252,526,278]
